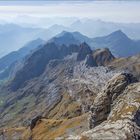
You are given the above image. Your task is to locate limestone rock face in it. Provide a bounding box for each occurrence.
[68,73,140,140]
[89,73,138,128]
[93,48,115,66]
[85,54,97,67]
[104,73,138,101]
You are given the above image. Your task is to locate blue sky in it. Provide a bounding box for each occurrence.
[0,1,140,23]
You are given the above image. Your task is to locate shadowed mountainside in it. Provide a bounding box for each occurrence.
[0,39,45,82]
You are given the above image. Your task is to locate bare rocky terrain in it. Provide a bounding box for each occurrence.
[0,37,139,139]
[68,73,140,140]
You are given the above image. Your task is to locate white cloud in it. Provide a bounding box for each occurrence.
[0,1,140,23]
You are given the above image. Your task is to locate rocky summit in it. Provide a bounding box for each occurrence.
[0,39,139,140]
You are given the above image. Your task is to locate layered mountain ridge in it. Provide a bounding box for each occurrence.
[9,42,115,91]
[0,29,140,83]
[0,38,44,72]
[0,38,45,82]
[48,30,140,57]
[0,30,140,139]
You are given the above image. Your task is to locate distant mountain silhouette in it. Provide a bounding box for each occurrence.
[0,38,44,80]
[0,23,44,57]
[39,24,71,40]
[48,31,92,47]
[0,38,44,72]
[70,19,140,40]
[49,30,140,57]
[92,30,140,57]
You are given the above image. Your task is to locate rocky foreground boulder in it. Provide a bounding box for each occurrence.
[89,73,137,129]
[68,73,140,140]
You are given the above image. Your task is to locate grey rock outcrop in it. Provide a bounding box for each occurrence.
[89,73,138,128]
[68,73,140,140]
[93,48,115,66]
[85,54,97,67]
[77,42,92,61]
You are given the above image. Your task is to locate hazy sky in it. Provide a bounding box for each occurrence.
[0,1,140,24]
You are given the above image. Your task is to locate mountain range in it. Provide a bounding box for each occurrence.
[0,30,140,82]
[0,38,44,81]
[48,31,91,46]
[70,19,140,39]
[0,27,140,139]
[92,30,140,57]
[49,30,140,57]
[1,19,140,57]
[0,24,44,57]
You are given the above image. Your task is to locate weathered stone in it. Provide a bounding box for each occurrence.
[77,42,92,61]
[89,72,137,128]
[93,48,115,66]
[68,78,140,140]
[85,54,97,67]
